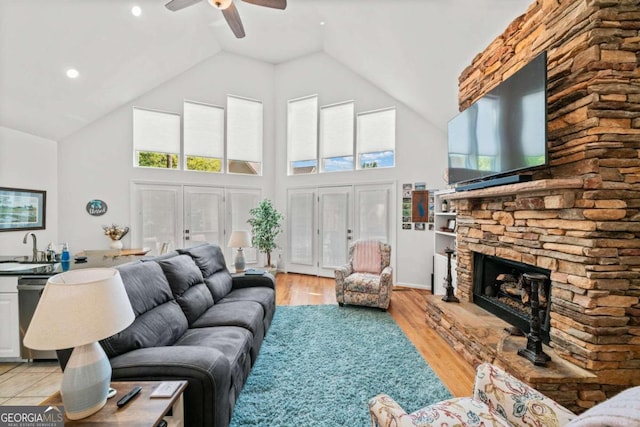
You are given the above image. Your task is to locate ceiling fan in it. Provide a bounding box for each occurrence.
[165,0,287,39]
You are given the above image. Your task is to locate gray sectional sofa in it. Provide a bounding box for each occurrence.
[60,243,275,427]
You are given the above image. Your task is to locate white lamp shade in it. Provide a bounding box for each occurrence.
[24,268,135,350]
[228,230,252,248]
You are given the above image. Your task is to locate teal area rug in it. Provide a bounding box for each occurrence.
[230,305,452,426]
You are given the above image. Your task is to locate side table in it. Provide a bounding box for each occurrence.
[41,381,187,427]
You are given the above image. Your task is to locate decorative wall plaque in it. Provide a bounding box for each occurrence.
[86,199,107,216]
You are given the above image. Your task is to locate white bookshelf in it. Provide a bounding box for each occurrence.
[433,189,457,295]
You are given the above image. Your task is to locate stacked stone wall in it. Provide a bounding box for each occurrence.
[443,0,640,404]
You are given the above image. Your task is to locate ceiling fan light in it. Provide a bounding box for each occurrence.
[208,0,232,9]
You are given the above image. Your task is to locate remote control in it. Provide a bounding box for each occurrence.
[116,386,142,408]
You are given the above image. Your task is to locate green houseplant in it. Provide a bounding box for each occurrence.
[247,199,284,267]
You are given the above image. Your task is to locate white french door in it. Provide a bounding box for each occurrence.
[318,186,354,277]
[183,187,224,248]
[132,183,261,266]
[287,183,393,277]
[132,183,182,256]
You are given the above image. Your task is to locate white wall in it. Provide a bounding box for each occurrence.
[0,127,58,257]
[57,52,275,253]
[274,52,448,287]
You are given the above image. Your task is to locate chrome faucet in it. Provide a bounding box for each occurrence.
[22,232,38,261]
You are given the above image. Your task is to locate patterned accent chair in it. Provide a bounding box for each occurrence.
[369,363,577,427]
[335,240,393,311]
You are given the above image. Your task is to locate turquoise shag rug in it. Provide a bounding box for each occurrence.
[229,304,452,426]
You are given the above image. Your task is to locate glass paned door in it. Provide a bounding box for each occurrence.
[318,186,353,277]
[226,189,260,266]
[183,186,224,248]
[287,188,317,275]
[286,183,392,277]
[355,184,390,243]
[132,184,182,256]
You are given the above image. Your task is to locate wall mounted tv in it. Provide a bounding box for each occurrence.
[447,51,547,189]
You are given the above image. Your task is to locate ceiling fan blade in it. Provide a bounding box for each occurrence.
[165,0,203,11]
[222,2,246,38]
[241,0,286,10]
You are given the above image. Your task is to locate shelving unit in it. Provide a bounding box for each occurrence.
[433,189,457,295]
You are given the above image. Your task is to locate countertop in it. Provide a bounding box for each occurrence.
[0,251,150,277]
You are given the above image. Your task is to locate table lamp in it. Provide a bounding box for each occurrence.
[227,230,252,272]
[24,268,135,420]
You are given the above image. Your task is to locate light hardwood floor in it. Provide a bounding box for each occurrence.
[0,273,475,406]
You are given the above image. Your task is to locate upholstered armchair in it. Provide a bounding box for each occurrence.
[335,240,393,310]
[369,363,577,427]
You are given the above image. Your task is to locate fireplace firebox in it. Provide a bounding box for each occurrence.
[473,253,551,343]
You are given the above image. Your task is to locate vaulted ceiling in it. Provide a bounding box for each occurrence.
[0,0,531,142]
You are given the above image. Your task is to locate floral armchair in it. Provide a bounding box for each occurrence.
[369,363,577,427]
[335,240,393,310]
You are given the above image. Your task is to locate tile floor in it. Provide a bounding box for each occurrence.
[0,361,62,405]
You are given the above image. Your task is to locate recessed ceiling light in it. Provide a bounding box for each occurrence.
[131,5,142,16]
[66,68,79,79]
[319,21,326,26]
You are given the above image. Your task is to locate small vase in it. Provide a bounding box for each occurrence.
[110,240,123,250]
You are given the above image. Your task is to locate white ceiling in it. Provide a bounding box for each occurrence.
[0,0,531,142]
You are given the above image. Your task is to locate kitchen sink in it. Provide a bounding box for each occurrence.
[0,262,57,272]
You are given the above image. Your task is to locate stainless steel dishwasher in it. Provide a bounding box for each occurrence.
[17,276,57,360]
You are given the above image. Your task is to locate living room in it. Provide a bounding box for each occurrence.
[2,0,640,425]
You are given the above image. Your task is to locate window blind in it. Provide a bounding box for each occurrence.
[183,101,224,158]
[356,107,396,154]
[287,95,318,162]
[320,101,354,159]
[133,107,180,154]
[227,95,263,163]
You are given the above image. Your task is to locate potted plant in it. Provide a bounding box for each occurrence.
[247,199,284,267]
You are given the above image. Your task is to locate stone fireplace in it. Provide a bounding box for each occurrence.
[473,252,552,343]
[424,0,640,413]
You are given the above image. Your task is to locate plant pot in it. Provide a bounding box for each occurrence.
[110,240,123,250]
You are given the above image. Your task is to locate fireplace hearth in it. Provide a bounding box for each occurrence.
[473,253,551,343]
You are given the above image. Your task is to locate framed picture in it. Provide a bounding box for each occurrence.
[414,223,425,231]
[0,187,46,231]
[411,190,429,223]
[447,219,456,231]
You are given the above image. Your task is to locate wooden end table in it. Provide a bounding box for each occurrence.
[41,381,187,427]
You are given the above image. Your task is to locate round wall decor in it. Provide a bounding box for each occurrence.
[86,199,108,216]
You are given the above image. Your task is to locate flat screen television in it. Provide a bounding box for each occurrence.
[447,51,547,187]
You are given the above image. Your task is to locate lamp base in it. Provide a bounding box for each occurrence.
[234,248,246,272]
[61,342,111,420]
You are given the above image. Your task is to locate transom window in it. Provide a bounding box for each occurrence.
[288,95,318,175]
[286,95,396,175]
[320,101,355,173]
[356,107,395,169]
[133,95,263,175]
[183,101,224,173]
[227,95,263,175]
[133,107,180,169]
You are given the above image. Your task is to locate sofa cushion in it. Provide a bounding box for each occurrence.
[219,287,276,331]
[205,270,234,303]
[158,255,214,324]
[192,301,265,363]
[410,397,511,427]
[101,262,188,358]
[180,244,233,302]
[179,244,227,277]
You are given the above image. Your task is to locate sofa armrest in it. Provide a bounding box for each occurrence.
[109,346,231,427]
[473,363,576,427]
[368,394,415,427]
[232,272,275,290]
